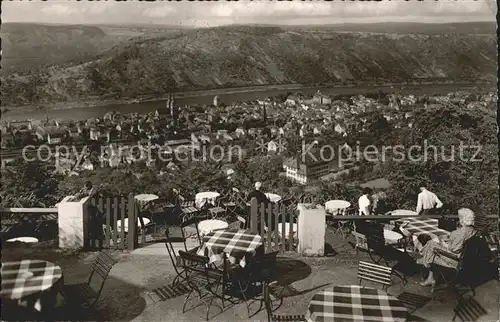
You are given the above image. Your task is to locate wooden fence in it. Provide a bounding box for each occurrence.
[88,194,140,251]
[248,198,299,253]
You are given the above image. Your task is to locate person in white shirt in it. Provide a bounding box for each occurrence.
[358,188,372,216]
[416,185,443,215]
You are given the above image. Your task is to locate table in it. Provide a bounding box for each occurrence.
[135,194,159,206]
[325,200,351,215]
[6,237,39,243]
[116,217,151,232]
[388,209,418,217]
[197,229,262,268]
[397,218,451,241]
[306,285,408,322]
[384,229,403,245]
[1,260,63,312]
[198,219,229,237]
[266,193,282,203]
[195,191,220,208]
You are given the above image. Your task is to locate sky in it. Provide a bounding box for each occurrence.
[2,1,497,27]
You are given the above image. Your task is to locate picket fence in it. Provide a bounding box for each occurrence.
[88,194,141,251]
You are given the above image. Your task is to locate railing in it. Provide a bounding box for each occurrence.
[0,208,58,247]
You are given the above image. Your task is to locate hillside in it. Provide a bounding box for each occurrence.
[287,22,497,35]
[1,25,496,106]
[0,23,123,72]
[0,23,184,73]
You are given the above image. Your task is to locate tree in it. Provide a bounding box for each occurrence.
[1,159,63,207]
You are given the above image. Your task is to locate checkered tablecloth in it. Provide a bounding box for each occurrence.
[1,260,62,300]
[197,229,262,267]
[397,218,451,240]
[1,260,62,312]
[306,285,407,322]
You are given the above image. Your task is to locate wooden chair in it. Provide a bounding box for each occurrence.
[358,261,430,315]
[357,261,393,292]
[61,251,118,308]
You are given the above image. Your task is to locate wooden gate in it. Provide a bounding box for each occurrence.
[249,198,299,253]
[87,193,139,251]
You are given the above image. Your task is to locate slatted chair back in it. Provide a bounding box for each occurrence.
[87,251,118,295]
[357,261,393,291]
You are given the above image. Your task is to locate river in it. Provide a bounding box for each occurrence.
[2,83,489,122]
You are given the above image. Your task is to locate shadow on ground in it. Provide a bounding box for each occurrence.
[1,248,147,322]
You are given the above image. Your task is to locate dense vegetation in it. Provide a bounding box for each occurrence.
[1,103,497,220]
[1,25,496,106]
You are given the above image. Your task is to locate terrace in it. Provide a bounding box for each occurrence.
[1,190,498,322]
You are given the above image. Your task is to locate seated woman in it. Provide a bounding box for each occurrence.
[418,208,476,286]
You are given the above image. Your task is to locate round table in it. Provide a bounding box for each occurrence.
[325,200,351,215]
[198,219,228,237]
[195,192,221,208]
[384,229,403,245]
[388,209,418,217]
[306,285,408,322]
[116,217,151,232]
[266,193,282,203]
[1,260,63,312]
[135,194,159,210]
[6,237,39,243]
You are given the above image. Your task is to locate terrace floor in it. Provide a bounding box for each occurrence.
[3,229,499,322]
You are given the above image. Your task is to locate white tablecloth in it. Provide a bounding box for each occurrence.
[195,192,220,208]
[389,209,418,217]
[116,217,151,232]
[325,200,351,215]
[135,194,159,202]
[266,193,282,203]
[198,219,228,236]
[384,229,403,244]
[6,237,38,243]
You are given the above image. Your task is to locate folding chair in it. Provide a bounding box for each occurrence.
[164,218,202,286]
[61,251,118,308]
[361,222,408,284]
[431,235,492,321]
[220,187,240,216]
[178,195,201,222]
[179,250,226,320]
[263,280,305,322]
[207,199,227,220]
[357,261,393,292]
[358,261,430,315]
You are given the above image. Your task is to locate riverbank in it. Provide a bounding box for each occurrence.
[2,83,309,114]
[1,81,493,122]
[3,81,490,113]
